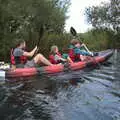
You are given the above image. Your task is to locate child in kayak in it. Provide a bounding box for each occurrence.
[11,39,53,68]
[49,45,73,64]
[69,39,93,61]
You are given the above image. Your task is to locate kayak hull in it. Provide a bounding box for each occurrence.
[5,49,113,78]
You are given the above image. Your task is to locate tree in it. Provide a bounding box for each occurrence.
[0,0,71,61]
[85,0,120,33]
[85,0,120,47]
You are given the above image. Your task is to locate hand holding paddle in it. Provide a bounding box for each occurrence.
[70,26,93,56]
[33,46,39,56]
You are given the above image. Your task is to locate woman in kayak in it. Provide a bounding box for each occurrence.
[69,39,93,61]
[12,39,53,68]
[49,45,73,64]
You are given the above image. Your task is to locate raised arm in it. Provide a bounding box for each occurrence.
[74,48,91,56]
[23,46,37,57]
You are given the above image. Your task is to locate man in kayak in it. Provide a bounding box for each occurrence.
[12,39,53,68]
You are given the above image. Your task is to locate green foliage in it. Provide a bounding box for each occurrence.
[85,0,120,32]
[78,28,115,51]
[85,0,120,48]
[0,0,71,61]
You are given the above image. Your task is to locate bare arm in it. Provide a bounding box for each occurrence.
[55,55,67,62]
[67,56,73,63]
[81,44,94,56]
[59,57,67,62]
[23,46,37,57]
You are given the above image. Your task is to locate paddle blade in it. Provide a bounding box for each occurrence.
[70,27,77,36]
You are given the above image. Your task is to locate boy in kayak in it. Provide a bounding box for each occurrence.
[49,45,73,64]
[69,39,93,61]
[12,39,53,68]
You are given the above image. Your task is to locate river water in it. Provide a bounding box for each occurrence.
[0,50,120,120]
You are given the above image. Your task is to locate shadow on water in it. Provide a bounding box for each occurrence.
[0,50,120,120]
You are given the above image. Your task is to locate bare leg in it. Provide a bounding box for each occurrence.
[67,56,73,63]
[33,53,53,66]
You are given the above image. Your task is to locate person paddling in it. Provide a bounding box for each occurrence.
[49,45,73,64]
[11,39,53,68]
[69,39,93,61]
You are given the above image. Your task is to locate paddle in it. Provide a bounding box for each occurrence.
[70,26,92,54]
[70,27,77,37]
[37,25,44,47]
[34,25,44,54]
[70,26,100,66]
[70,27,99,56]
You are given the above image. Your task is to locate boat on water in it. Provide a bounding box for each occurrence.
[0,49,113,78]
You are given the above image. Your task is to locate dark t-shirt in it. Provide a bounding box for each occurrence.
[13,48,24,67]
[13,48,24,56]
[13,48,36,68]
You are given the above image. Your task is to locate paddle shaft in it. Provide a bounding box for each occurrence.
[33,26,44,55]
[37,25,44,47]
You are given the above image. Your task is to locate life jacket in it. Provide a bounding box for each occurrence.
[75,54,81,61]
[11,49,15,65]
[10,48,27,65]
[49,52,62,64]
[68,45,81,62]
[68,48,75,61]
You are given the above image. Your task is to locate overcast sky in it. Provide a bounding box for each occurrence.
[65,0,109,33]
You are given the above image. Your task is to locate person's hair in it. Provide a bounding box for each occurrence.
[15,39,25,47]
[70,39,81,45]
[50,45,58,54]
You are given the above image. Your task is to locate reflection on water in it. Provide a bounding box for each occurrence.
[0,50,120,120]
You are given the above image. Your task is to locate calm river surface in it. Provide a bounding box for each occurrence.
[0,50,120,120]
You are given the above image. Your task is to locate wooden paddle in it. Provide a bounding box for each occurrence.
[37,25,44,47]
[34,25,44,54]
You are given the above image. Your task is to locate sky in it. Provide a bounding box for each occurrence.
[65,0,109,33]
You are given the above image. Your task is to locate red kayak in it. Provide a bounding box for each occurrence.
[5,49,113,78]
